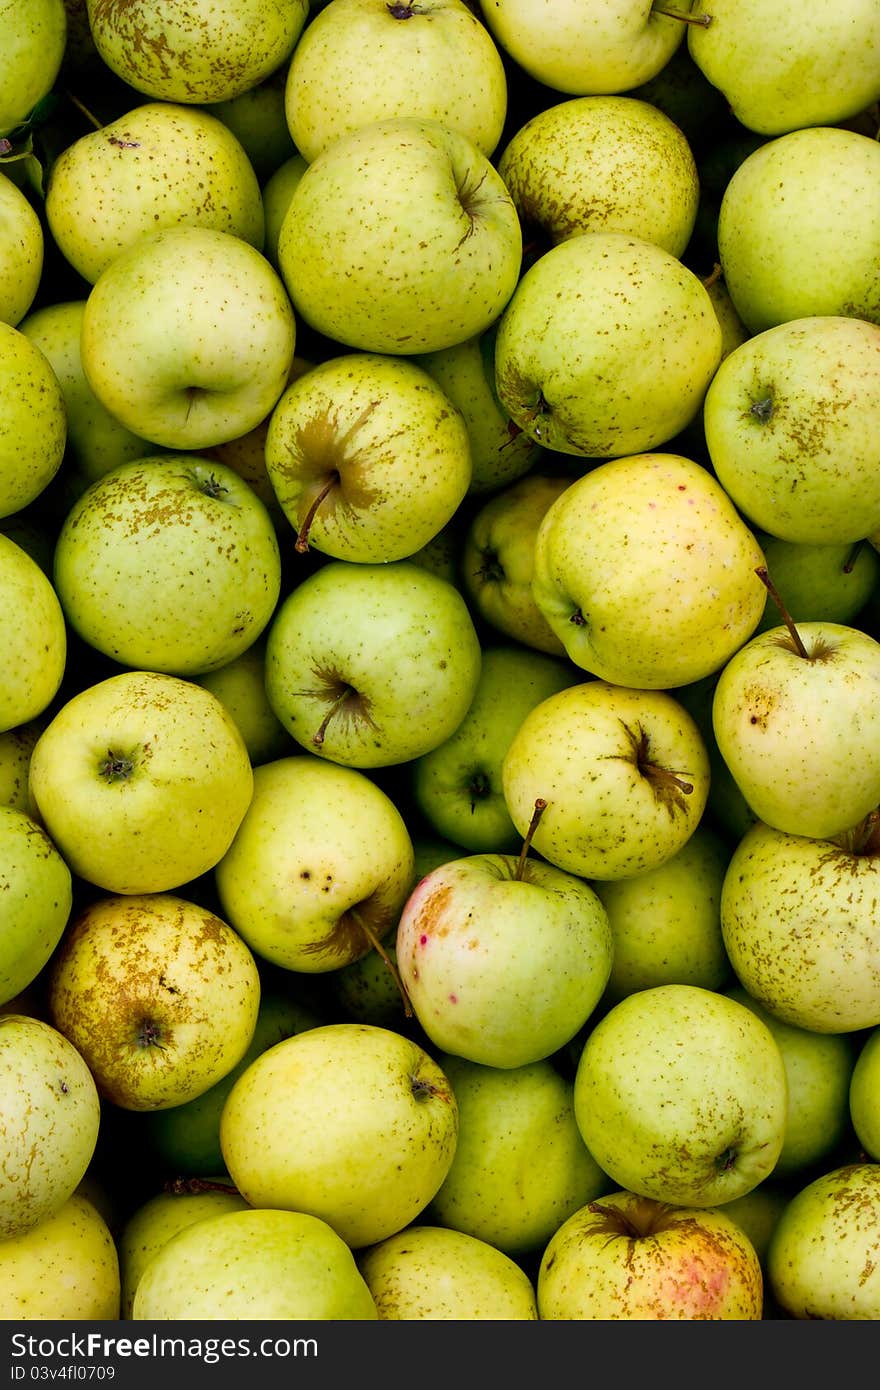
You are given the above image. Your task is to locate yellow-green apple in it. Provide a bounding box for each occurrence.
[277,116,521,354]
[687,0,880,135]
[531,452,766,687]
[501,680,710,880]
[0,172,42,326]
[0,1192,121,1321]
[219,1022,459,1247]
[0,535,66,734]
[703,316,880,545]
[264,559,482,768]
[0,805,71,1007]
[0,720,41,810]
[0,322,66,518]
[751,534,879,635]
[0,1014,101,1239]
[80,226,296,451]
[427,1052,609,1259]
[574,983,788,1206]
[766,1163,880,1319]
[711,621,880,839]
[725,984,856,1180]
[284,0,508,161]
[193,637,293,767]
[494,232,721,457]
[719,812,880,1033]
[0,0,66,138]
[44,102,265,285]
[261,152,309,269]
[214,754,415,973]
[27,670,254,895]
[537,1190,764,1320]
[131,1207,378,1319]
[358,1225,538,1319]
[674,671,758,842]
[717,127,880,333]
[497,94,699,258]
[595,823,732,1004]
[721,1181,791,1270]
[411,644,576,853]
[264,351,471,561]
[52,455,282,677]
[86,0,309,105]
[396,849,613,1067]
[849,1027,880,1160]
[205,63,297,184]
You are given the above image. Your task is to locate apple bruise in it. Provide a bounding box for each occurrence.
[609,721,695,817]
[294,662,379,748]
[279,403,381,553]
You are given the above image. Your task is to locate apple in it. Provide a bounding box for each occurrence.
[80,226,296,451]
[702,316,880,546]
[537,1189,764,1320]
[0,1191,121,1321]
[0,0,66,138]
[44,101,266,285]
[573,983,788,1207]
[427,1051,610,1259]
[849,1026,880,1160]
[720,1181,791,1270]
[501,680,710,880]
[493,232,722,457]
[0,720,42,811]
[86,0,309,105]
[0,171,43,326]
[711,619,880,840]
[717,126,880,333]
[0,1013,101,1240]
[206,62,297,184]
[0,534,66,735]
[530,452,766,687]
[263,351,472,562]
[751,534,880,636]
[284,0,508,161]
[131,1206,378,1320]
[276,116,522,355]
[27,669,255,895]
[0,321,66,518]
[396,847,614,1068]
[766,1162,880,1319]
[497,94,699,258]
[219,1022,459,1248]
[357,1225,538,1319]
[52,454,282,677]
[719,812,880,1034]
[193,636,294,768]
[261,152,309,270]
[0,805,71,1007]
[214,754,415,973]
[264,559,483,768]
[411,643,577,853]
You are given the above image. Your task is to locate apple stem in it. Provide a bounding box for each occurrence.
[514,797,548,881]
[312,686,352,746]
[164,1176,239,1196]
[842,539,864,575]
[652,5,713,26]
[755,565,809,658]
[63,89,104,130]
[295,475,337,554]
[350,908,413,1019]
[702,262,722,290]
[641,764,694,795]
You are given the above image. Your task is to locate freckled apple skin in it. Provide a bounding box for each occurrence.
[767,1163,880,1320]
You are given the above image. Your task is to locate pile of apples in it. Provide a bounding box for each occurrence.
[2,0,880,1323]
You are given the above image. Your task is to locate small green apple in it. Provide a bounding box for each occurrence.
[261,153,308,269]
[0,1192,121,1321]
[193,637,293,767]
[207,63,297,183]
[0,806,71,1007]
[358,1225,538,1320]
[0,720,42,810]
[751,533,880,636]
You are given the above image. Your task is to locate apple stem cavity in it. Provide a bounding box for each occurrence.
[165,1176,240,1197]
[835,807,880,857]
[99,749,135,784]
[514,797,548,881]
[295,474,338,554]
[350,907,413,1018]
[652,5,713,25]
[755,565,809,658]
[386,1,417,15]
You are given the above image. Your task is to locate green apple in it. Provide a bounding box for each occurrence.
[264,559,482,768]
[673,670,758,842]
[497,94,699,258]
[358,1225,538,1319]
[531,451,766,687]
[214,754,415,972]
[537,1190,764,1320]
[0,1192,121,1321]
[261,152,309,269]
[131,1206,378,1319]
[428,1052,609,1259]
[285,0,508,161]
[0,172,42,326]
[45,102,265,285]
[220,1022,459,1248]
[687,0,880,135]
[703,316,880,545]
[720,1181,791,1269]
[81,226,296,450]
[0,0,66,138]
[573,984,788,1206]
[47,892,261,1111]
[0,322,66,518]
[396,850,613,1067]
[86,0,309,105]
[0,1014,101,1240]
[28,670,255,895]
[206,63,297,184]
[719,813,880,1034]
[494,232,721,457]
[0,535,66,734]
[766,1162,880,1319]
[711,621,880,839]
[596,823,732,1004]
[0,720,42,810]
[0,805,71,1007]
[501,680,710,880]
[717,126,880,333]
[849,1026,880,1160]
[264,351,471,561]
[751,534,880,636]
[53,454,282,677]
[277,116,522,354]
[411,644,577,853]
[193,637,293,767]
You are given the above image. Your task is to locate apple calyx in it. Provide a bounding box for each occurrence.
[475,546,505,584]
[195,469,230,501]
[135,1018,165,1050]
[386,1,419,16]
[755,565,809,658]
[652,5,713,26]
[454,164,490,244]
[349,905,413,1018]
[295,473,338,554]
[514,796,548,881]
[99,748,135,784]
[617,724,694,814]
[467,769,491,813]
[298,665,378,747]
[749,394,774,424]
